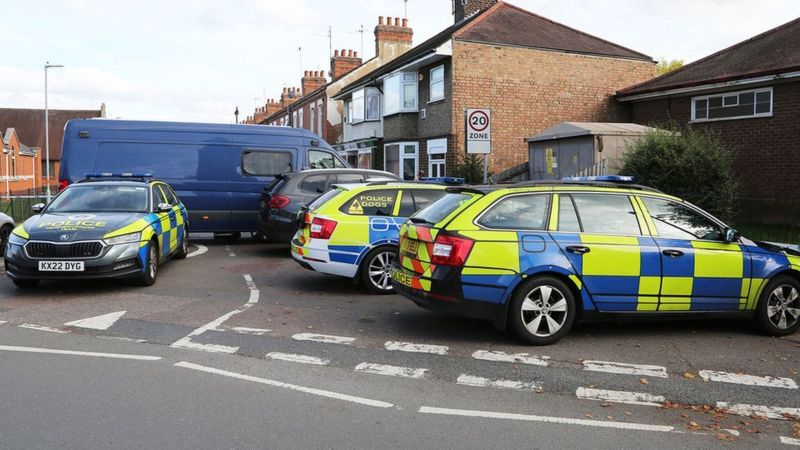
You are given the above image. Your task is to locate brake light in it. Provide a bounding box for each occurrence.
[269,194,291,209]
[309,217,337,239]
[430,234,474,266]
[57,179,69,192]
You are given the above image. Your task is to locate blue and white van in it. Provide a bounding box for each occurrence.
[59,119,348,234]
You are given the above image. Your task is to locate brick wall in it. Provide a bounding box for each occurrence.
[450,40,656,172]
[628,81,800,223]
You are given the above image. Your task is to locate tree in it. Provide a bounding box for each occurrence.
[656,59,684,76]
[621,125,737,221]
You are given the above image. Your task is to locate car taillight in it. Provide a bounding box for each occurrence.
[269,194,291,209]
[309,217,337,239]
[57,179,69,192]
[430,233,474,266]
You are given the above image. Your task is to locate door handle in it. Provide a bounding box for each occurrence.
[566,245,591,255]
[662,249,684,258]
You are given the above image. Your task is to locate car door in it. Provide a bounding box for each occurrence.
[637,196,748,312]
[151,184,175,257]
[550,192,661,312]
[161,184,187,248]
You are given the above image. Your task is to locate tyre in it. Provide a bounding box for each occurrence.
[360,246,397,294]
[13,279,39,289]
[174,227,189,260]
[756,275,800,336]
[136,240,159,286]
[0,224,11,254]
[509,276,576,345]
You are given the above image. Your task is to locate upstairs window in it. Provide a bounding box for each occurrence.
[430,65,444,102]
[348,88,380,124]
[383,72,418,116]
[692,88,772,122]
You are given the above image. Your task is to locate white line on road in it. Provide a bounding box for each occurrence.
[354,362,428,379]
[699,370,798,389]
[576,387,665,407]
[715,402,800,420]
[0,345,161,361]
[292,333,356,345]
[19,324,67,334]
[384,341,449,355]
[64,311,126,331]
[0,320,7,325]
[781,436,800,446]
[171,274,259,354]
[231,327,271,336]
[175,361,394,408]
[418,406,675,433]
[225,245,236,257]
[266,352,330,366]
[186,243,208,258]
[457,374,542,391]
[471,350,550,366]
[583,360,668,378]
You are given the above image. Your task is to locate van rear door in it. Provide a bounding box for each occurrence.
[229,148,296,232]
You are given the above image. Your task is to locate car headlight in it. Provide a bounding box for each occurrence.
[8,233,27,246]
[104,232,141,245]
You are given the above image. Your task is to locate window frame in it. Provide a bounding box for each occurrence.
[690,87,773,123]
[429,65,445,102]
[384,142,419,180]
[474,192,552,231]
[382,72,418,116]
[428,153,446,178]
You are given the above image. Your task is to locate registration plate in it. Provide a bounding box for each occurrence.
[400,239,419,255]
[391,268,414,288]
[38,261,85,272]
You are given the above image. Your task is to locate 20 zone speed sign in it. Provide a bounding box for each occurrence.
[466,108,491,154]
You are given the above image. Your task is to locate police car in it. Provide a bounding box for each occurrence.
[391,176,800,345]
[291,182,449,293]
[4,173,189,288]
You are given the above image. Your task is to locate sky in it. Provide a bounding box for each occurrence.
[1,0,798,123]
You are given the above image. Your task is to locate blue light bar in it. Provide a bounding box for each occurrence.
[84,172,153,178]
[561,175,635,182]
[420,177,465,185]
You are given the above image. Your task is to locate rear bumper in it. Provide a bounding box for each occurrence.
[259,213,298,243]
[290,238,359,278]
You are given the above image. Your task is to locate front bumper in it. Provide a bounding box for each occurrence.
[4,241,146,280]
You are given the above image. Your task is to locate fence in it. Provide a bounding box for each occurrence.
[0,195,50,222]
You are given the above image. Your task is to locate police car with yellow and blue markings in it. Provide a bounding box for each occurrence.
[4,173,189,288]
[391,176,800,345]
[291,181,449,293]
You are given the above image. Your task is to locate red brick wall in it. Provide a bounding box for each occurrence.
[628,82,800,223]
[451,40,656,172]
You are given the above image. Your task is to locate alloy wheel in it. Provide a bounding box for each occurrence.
[767,284,800,330]
[149,245,158,278]
[520,285,569,337]
[368,251,395,291]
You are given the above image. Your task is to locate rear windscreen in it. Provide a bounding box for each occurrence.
[411,193,476,224]
[308,188,345,211]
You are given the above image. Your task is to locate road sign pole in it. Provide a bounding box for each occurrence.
[483,154,488,184]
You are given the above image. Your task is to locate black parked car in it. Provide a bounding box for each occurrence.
[258,168,398,243]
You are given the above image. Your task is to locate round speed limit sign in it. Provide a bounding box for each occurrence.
[466,108,491,154]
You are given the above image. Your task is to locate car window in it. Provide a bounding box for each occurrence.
[164,185,180,205]
[640,197,723,241]
[308,150,344,169]
[335,173,366,184]
[572,194,641,235]
[297,175,329,194]
[398,191,416,217]
[410,189,444,212]
[242,150,293,176]
[478,194,550,230]
[152,185,169,210]
[308,188,344,212]
[340,189,398,216]
[558,194,581,232]
[412,193,476,225]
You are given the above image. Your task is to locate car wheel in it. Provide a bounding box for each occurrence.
[361,246,397,294]
[509,276,576,345]
[756,275,800,336]
[136,240,158,286]
[12,279,39,289]
[174,227,189,260]
[0,224,11,254]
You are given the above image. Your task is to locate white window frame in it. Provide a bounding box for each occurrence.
[351,89,365,123]
[310,103,315,134]
[316,99,324,136]
[427,138,447,178]
[691,87,773,123]
[384,141,418,180]
[383,72,418,116]
[429,65,445,102]
[298,109,304,129]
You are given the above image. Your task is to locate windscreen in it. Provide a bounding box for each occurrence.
[47,185,149,213]
[411,192,476,225]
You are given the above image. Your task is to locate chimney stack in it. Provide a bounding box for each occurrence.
[453,0,497,23]
[302,70,327,96]
[330,48,363,81]
[374,16,413,60]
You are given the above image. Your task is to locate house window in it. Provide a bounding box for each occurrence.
[298,109,304,129]
[11,156,16,178]
[383,72,418,116]
[292,111,298,127]
[365,88,380,120]
[691,87,772,122]
[384,142,418,181]
[427,138,447,178]
[351,89,365,123]
[317,100,324,136]
[430,65,444,102]
[310,104,315,134]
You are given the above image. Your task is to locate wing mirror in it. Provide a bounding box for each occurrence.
[724,227,740,243]
[31,203,45,214]
[156,203,173,212]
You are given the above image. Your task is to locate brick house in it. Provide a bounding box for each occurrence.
[0,105,105,193]
[0,128,40,195]
[334,0,655,180]
[616,17,800,224]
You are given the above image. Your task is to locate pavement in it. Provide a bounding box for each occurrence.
[1,235,799,449]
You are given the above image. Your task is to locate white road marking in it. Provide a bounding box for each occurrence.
[266,352,330,366]
[171,274,259,354]
[292,333,356,345]
[186,243,208,258]
[781,436,800,446]
[0,320,7,325]
[457,374,541,391]
[231,327,270,336]
[583,360,668,378]
[0,345,161,361]
[175,361,393,408]
[471,350,550,366]
[225,245,236,257]
[716,402,800,420]
[64,310,126,330]
[354,362,428,379]
[576,387,665,407]
[97,336,147,344]
[418,406,675,432]
[699,370,798,389]
[723,429,740,437]
[384,341,448,355]
[19,324,67,334]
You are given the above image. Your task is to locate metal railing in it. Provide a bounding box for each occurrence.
[0,195,49,222]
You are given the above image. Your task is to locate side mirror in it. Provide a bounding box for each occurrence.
[724,227,740,243]
[32,203,45,214]
[156,203,173,212]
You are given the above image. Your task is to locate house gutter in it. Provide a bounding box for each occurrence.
[617,70,800,102]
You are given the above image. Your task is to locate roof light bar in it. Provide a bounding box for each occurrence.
[561,175,635,183]
[84,172,153,178]
[419,177,465,185]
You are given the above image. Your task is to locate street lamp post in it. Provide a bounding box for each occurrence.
[235,106,239,124]
[44,62,64,203]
